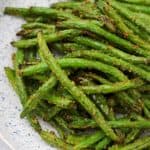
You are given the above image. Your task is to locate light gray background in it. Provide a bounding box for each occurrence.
[0,0,63,149]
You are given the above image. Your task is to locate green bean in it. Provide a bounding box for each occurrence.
[5,67,42,132]
[130,113,145,121]
[127,89,141,100]
[67,50,150,81]
[138,85,150,92]
[127,89,144,110]
[29,74,48,83]
[36,106,62,121]
[40,131,72,150]
[24,49,37,62]
[30,6,79,19]
[74,131,105,149]
[55,116,74,134]
[52,43,88,53]
[24,17,40,22]
[92,94,113,120]
[20,62,47,76]
[139,64,150,72]
[126,112,143,144]
[14,50,43,128]
[22,22,55,30]
[13,50,42,132]
[69,118,150,129]
[52,1,101,20]
[143,106,150,119]
[20,58,127,81]
[4,7,78,20]
[100,1,150,51]
[25,16,51,23]
[12,50,27,105]
[5,67,25,104]
[100,14,117,32]
[37,32,119,141]
[37,101,50,110]
[66,134,89,145]
[104,89,142,113]
[125,129,140,144]
[57,19,150,57]
[115,92,133,108]
[108,107,116,122]
[118,136,150,150]
[86,73,112,85]
[115,91,142,112]
[123,19,150,42]
[17,29,55,38]
[144,99,150,110]
[113,1,150,24]
[59,58,127,81]
[95,137,111,150]
[52,1,82,9]
[4,7,30,17]
[118,0,150,5]
[20,65,144,95]
[73,36,148,64]
[111,1,150,34]
[21,74,57,118]
[109,145,121,150]
[142,94,150,100]
[12,29,81,48]
[119,2,150,14]
[44,94,75,109]
[71,0,95,2]
[92,72,143,112]
[80,78,144,94]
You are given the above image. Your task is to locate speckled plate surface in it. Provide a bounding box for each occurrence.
[0,0,63,149]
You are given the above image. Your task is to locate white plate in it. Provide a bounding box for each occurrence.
[0,0,63,149]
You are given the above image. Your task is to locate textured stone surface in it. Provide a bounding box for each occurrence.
[0,0,62,149]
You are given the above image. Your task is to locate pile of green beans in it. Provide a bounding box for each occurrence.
[4,0,150,149]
